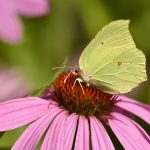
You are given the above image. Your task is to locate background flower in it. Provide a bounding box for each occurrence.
[0,67,31,101]
[0,0,49,43]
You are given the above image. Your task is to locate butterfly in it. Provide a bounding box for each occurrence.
[76,20,147,94]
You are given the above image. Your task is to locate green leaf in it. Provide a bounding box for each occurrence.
[0,132,5,138]
[30,57,68,97]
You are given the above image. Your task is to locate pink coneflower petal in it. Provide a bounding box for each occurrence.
[108,112,150,149]
[64,114,78,149]
[12,106,61,150]
[0,0,22,43]
[90,117,115,150]
[74,116,90,150]
[14,0,49,17]
[116,95,150,124]
[41,111,67,150]
[0,97,50,131]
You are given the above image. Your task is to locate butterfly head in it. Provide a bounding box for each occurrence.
[72,67,80,75]
[71,66,91,82]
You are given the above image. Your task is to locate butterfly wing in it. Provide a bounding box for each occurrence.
[79,20,147,94]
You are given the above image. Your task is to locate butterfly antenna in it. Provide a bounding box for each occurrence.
[51,66,74,71]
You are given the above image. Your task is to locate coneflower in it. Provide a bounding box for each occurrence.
[0,71,149,150]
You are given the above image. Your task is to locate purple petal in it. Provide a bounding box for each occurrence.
[116,95,150,124]
[64,114,78,150]
[14,0,49,17]
[41,111,68,150]
[0,97,50,131]
[108,112,150,149]
[90,117,115,150]
[0,0,22,43]
[12,106,61,150]
[74,116,90,150]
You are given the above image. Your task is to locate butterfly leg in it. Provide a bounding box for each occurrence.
[64,68,76,83]
[72,78,85,94]
[86,83,90,87]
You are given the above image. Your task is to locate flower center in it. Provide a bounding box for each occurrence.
[52,72,117,117]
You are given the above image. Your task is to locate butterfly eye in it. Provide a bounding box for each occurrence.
[75,69,79,73]
[72,68,80,76]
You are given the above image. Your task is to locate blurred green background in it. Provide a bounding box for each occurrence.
[0,0,150,149]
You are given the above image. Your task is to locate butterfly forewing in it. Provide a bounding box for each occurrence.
[79,20,147,94]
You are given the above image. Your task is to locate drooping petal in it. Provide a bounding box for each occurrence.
[12,106,61,150]
[0,0,22,43]
[41,111,68,150]
[116,95,150,124]
[108,112,150,150]
[64,114,78,150]
[0,97,50,131]
[14,0,49,17]
[90,117,115,150]
[74,116,90,150]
